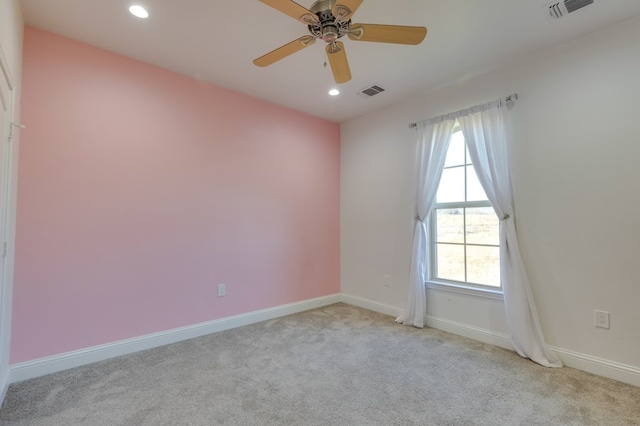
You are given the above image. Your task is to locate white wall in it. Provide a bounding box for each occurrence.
[341,15,640,384]
[0,0,23,402]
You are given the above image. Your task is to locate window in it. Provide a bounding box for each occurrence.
[430,128,501,288]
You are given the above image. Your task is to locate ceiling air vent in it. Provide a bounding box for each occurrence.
[357,84,386,98]
[547,0,594,18]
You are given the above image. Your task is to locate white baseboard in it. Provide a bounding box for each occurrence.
[426,313,640,387]
[425,315,514,351]
[338,294,512,351]
[549,345,640,388]
[339,294,403,318]
[340,294,640,388]
[9,292,640,389]
[10,294,341,383]
[424,312,640,387]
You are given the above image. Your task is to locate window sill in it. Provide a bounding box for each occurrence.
[425,281,504,301]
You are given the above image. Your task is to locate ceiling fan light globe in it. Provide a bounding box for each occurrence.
[321,25,339,42]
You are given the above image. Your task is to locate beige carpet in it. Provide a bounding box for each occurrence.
[1,303,639,425]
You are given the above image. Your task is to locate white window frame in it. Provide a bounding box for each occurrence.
[427,128,503,297]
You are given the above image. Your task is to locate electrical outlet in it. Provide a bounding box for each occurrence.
[383,275,391,287]
[594,310,609,329]
[217,283,226,297]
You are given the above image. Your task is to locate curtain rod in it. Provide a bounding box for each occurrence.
[408,93,518,129]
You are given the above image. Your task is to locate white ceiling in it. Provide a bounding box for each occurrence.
[19,0,640,123]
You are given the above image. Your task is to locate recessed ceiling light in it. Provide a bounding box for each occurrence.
[129,5,149,19]
[328,89,340,96]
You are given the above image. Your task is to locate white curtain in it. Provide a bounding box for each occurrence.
[458,101,561,368]
[396,117,456,328]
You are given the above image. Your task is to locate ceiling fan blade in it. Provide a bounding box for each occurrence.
[326,41,352,84]
[253,36,316,67]
[348,24,427,45]
[258,0,317,24]
[332,0,364,21]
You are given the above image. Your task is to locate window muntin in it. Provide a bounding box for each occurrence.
[431,129,501,289]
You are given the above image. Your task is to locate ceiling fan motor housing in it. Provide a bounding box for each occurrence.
[308,0,349,43]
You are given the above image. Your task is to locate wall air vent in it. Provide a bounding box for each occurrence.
[547,0,594,18]
[357,84,386,98]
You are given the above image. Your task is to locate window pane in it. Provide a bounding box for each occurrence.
[436,209,464,244]
[436,243,465,282]
[466,208,499,245]
[444,131,465,167]
[430,129,502,290]
[466,165,488,202]
[436,167,465,203]
[466,245,500,287]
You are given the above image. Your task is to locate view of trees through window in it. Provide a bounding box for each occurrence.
[431,129,501,288]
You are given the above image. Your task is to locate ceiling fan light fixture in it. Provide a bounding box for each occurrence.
[129,5,149,19]
[321,25,340,42]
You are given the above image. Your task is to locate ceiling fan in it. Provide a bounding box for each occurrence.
[253,0,427,84]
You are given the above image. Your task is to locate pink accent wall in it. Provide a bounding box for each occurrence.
[12,27,340,363]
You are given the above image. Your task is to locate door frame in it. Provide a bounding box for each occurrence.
[0,43,16,401]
